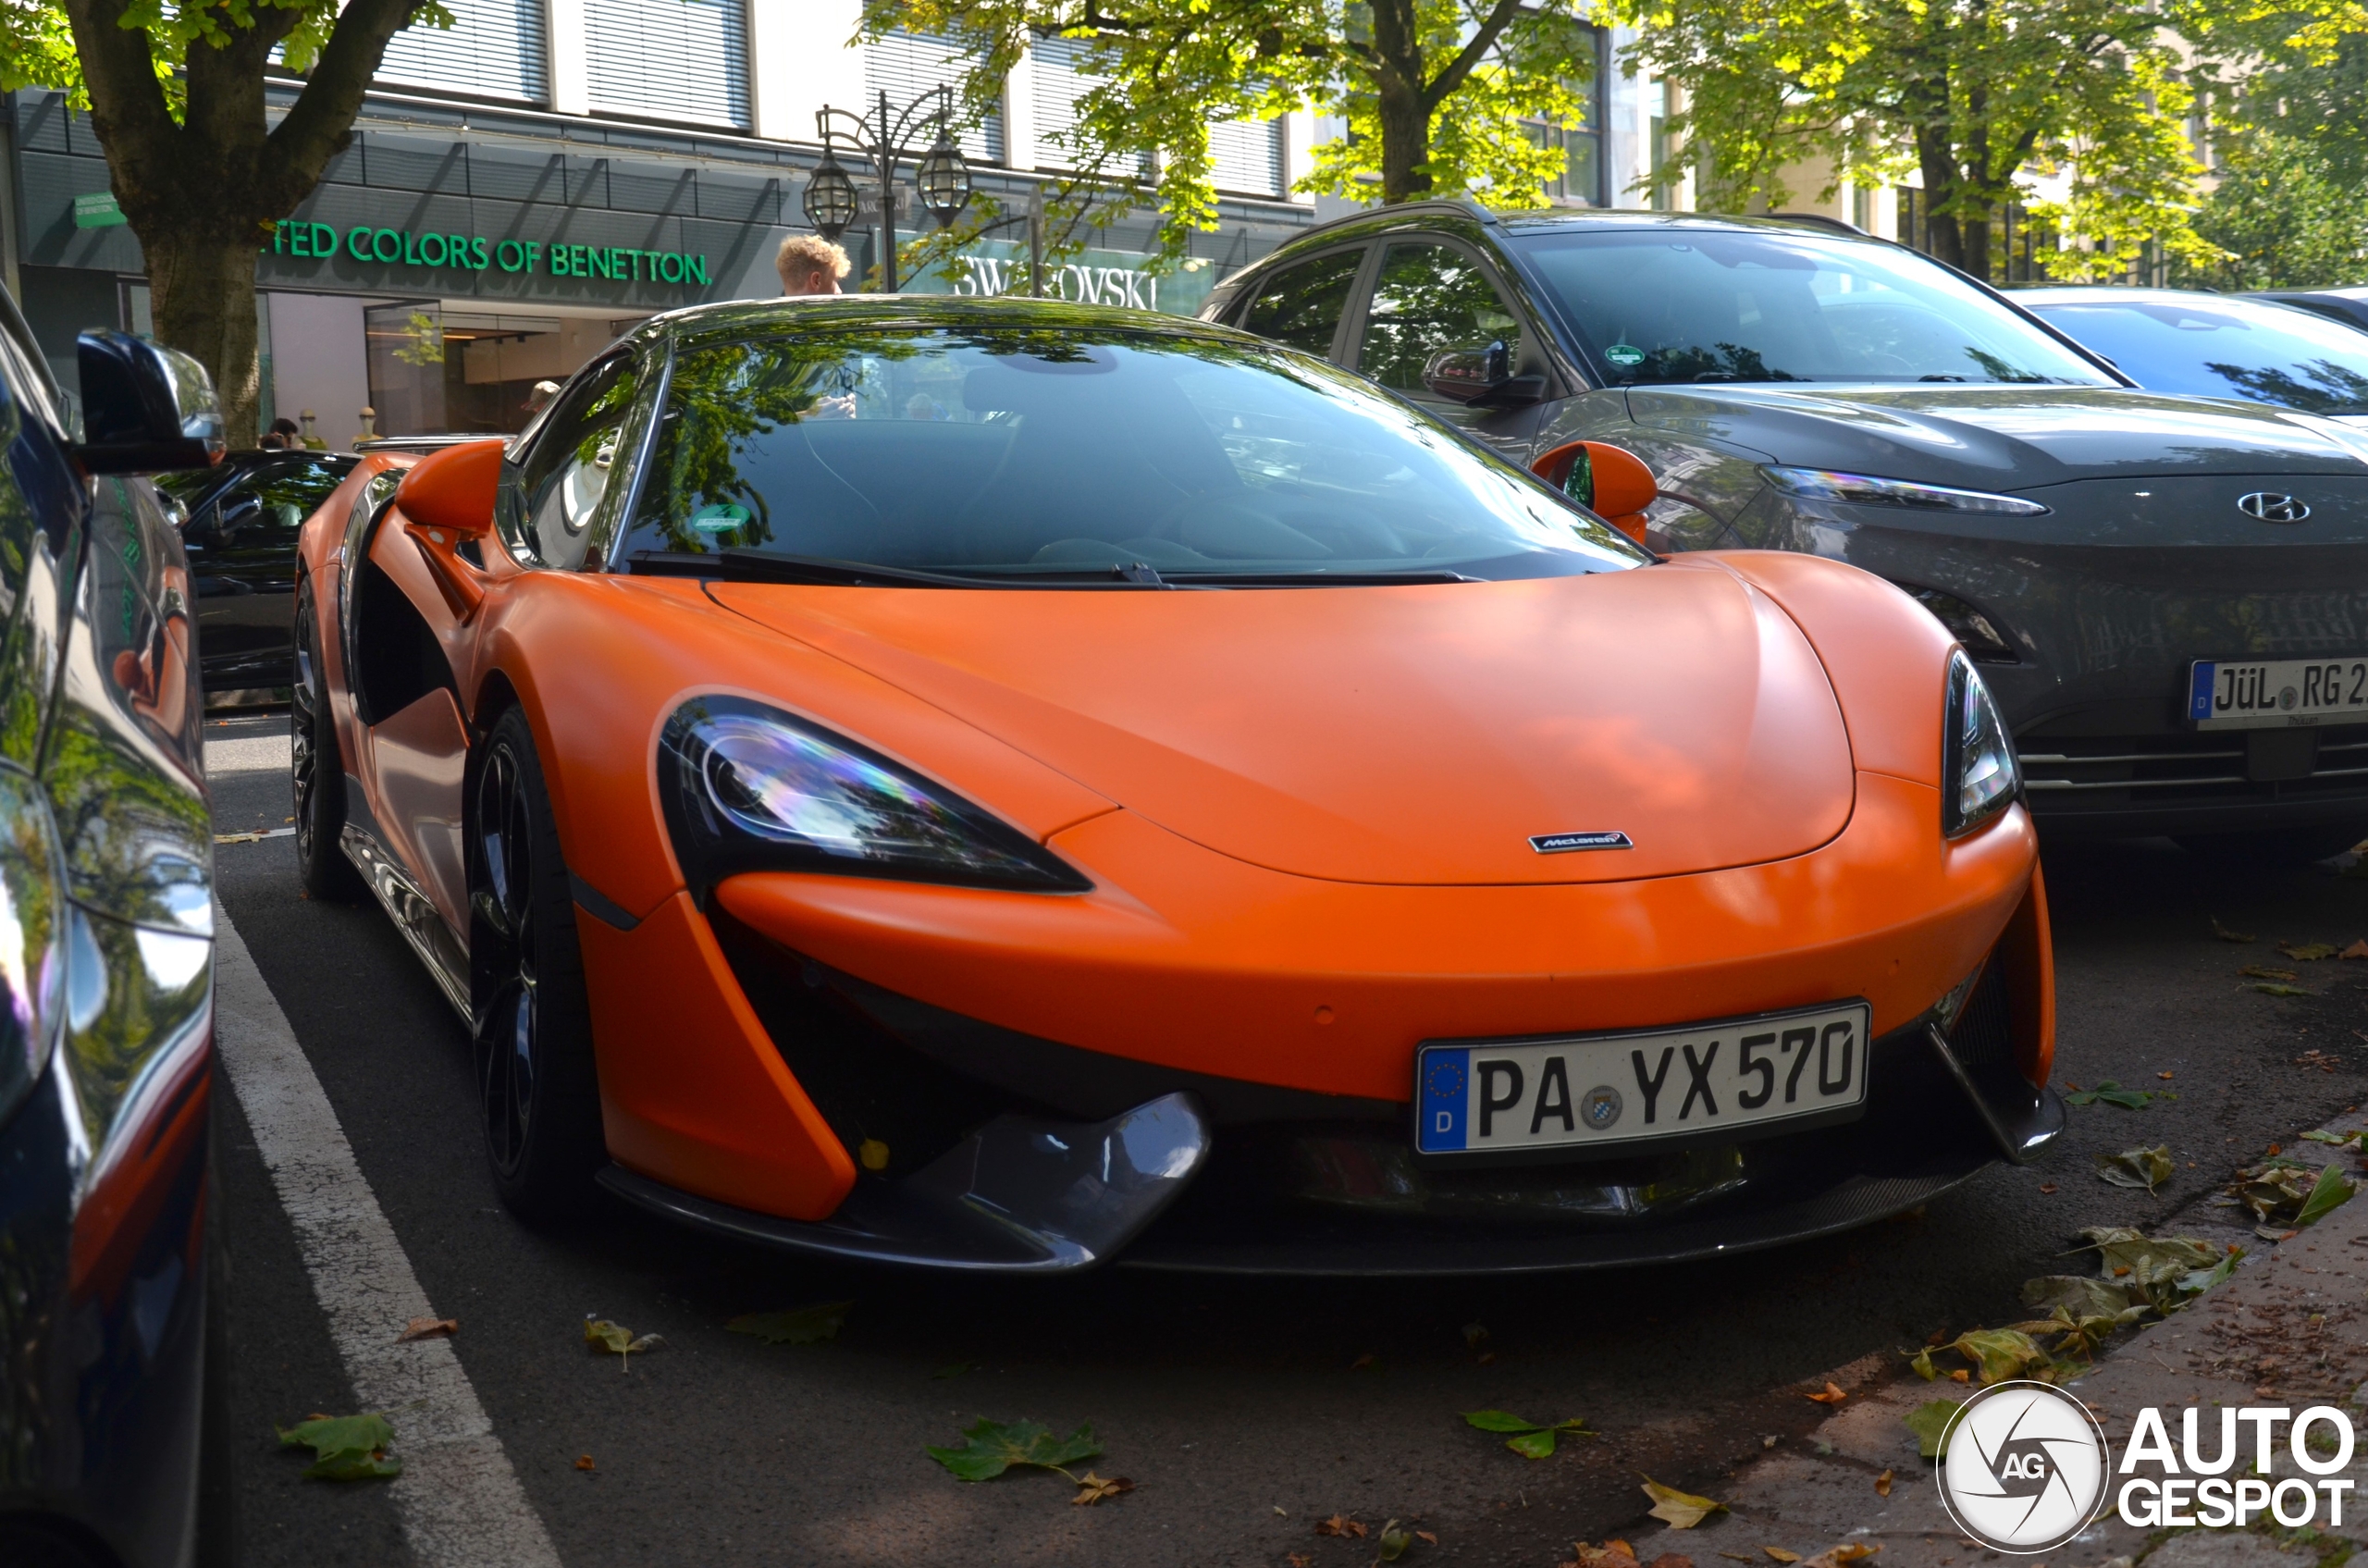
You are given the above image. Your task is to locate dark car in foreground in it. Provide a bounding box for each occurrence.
[0,294,226,1565]
[156,449,354,692]
[1205,204,2368,858]
[2016,287,2368,424]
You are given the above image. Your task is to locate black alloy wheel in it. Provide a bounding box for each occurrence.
[290,585,364,901]
[468,705,605,1221]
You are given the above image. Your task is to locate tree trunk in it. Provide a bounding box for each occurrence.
[60,0,419,446]
[1367,0,1432,202]
[144,235,263,443]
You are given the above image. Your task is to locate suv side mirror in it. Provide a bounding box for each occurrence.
[74,330,225,475]
[1421,340,1546,408]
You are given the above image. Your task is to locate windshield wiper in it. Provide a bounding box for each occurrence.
[626,549,1179,589]
[1160,569,1481,586]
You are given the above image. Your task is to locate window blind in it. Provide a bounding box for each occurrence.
[864,31,1004,164]
[375,0,549,104]
[585,0,750,129]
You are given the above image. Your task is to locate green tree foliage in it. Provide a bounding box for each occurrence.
[2178,129,2368,290]
[1612,0,2232,278]
[4,0,441,441]
[861,0,1603,283]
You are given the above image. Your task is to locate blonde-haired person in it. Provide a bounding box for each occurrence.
[777,234,850,296]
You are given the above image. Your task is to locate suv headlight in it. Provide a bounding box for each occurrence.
[1765,467,2051,517]
[1943,651,2019,838]
[659,696,1091,897]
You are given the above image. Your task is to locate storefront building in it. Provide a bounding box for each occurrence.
[0,0,1326,441]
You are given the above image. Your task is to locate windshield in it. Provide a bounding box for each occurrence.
[1511,228,2114,388]
[2022,293,2368,415]
[618,324,1643,583]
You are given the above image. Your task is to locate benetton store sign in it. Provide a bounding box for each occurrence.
[265,220,713,285]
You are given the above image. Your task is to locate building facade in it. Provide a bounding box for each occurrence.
[0,3,1708,442]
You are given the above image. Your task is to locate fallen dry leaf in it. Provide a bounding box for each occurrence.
[574,1455,595,1471]
[1416,1531,1438,1545]
[1289,1557,1314,1568]
[1805,1381,1848,1404]
[1316,1514,1368,1538]
[2281,941,2341,961]
[1643,1477,1729,1529]
[1873,1468,1893,1497]
[1070,1471,1133,1506]
[2343,940,2368,960]
[1800,1547,1881,1568]
[1767,1552,1803,1565]
[395,1316,456,1343]
[1566,1546,1642,1568]
[2038,1183,2058,1193]
[583,1316,663,1370]
[2241,965,2300,981]
[2157,1071,2175,1080]
[1948,1368,1970,1383]
[2214,919,2257,944]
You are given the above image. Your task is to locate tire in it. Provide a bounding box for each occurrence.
[2176,821,2368,867]
[291,584,364,902]
[468,705,606,1222]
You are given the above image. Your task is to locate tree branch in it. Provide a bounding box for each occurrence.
[261,0,422,210]
[57,0,175,155]
[1423,0,1525,110]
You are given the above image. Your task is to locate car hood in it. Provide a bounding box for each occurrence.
[712,562,1856,886]
[1625,384,2368,491]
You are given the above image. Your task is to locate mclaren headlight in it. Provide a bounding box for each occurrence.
[659,696,1090,896]
[1943,650,2019,838]
[1765,467,2051,517]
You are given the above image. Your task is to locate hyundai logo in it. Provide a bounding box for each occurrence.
[2238,491,2311,523]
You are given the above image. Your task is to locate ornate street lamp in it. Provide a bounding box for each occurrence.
[801,143,859,241]
[915,130,972,230]
[808,86,976,291]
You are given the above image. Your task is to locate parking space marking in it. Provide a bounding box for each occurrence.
[213,901,562,1568]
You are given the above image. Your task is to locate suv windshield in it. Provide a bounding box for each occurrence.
[1512,228,2114,388]
[618,322,1642,583]
[2020,293,2368,415]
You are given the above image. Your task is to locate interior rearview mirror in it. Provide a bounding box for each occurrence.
[73,330,224,475]
[1421,341,1546,408]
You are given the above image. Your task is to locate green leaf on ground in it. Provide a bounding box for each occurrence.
[1377,1519,1417,1561]
[2295,1163,2356,1228]
[2021,1274,2141,1319]
[2176,1249,2243,1297]
[927,1418,1103,1483]
[2063,1080,2173,1109]
[2300,1129,2362,1147]
[584,1315,663,1368]
[2239,966,2299,982]
[1462,1409,1595,1458]
[1905,1400,1962,1459]
[725,1302,852,1345]
[2279,941,2340,961]
[1642,1476,1729,1529]
[278,1414,401,1480]
[1952,1328,2050,1385]
[2214,919,2257,944]
[2078,1228,2226,1313]
[2095,1144,2174,1192]
[2252,982,2314,997]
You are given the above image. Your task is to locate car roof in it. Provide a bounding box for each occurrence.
[2014,286,2340,318]
[1248,198,1885,253]
[622,293,1273,352]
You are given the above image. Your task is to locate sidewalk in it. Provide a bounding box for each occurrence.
[1595,1116,2368,1568]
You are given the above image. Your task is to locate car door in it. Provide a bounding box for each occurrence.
[1348,237,1552,459]
[184,455,351,689]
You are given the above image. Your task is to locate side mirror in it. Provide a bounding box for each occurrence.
[394,438,503,621]
[1532,439,1659,548]
[74,330,224,475]
[1422,340,1546,408]
[393,438,502,538]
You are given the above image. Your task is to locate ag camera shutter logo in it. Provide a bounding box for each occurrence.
[1935,1381,2111,1553]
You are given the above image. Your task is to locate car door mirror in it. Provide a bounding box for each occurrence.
[1421,341,1545,408]
[73,330,225,475]
[394,438,502,539]
[1532,439,1659,548]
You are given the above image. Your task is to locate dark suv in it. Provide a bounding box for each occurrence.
[0,291,226,1565]
[157,450,353,691]
[1206,202,2368,858]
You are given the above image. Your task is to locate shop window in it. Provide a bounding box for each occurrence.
[365,305,646,439]
[376,0,549,105]
[865,30,1005,164]
[585,0,749,130]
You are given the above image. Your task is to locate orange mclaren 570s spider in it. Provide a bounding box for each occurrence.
[291,296,2059,1275]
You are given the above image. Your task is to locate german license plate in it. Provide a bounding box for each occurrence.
[2189,658,2368,730]
[1414,1001,1872,1157]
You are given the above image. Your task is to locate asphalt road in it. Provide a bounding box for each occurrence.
[200,708,2368,1567]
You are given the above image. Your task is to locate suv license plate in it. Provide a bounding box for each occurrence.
[1415,1001,1871,1158]
[2189,658,2368,730]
